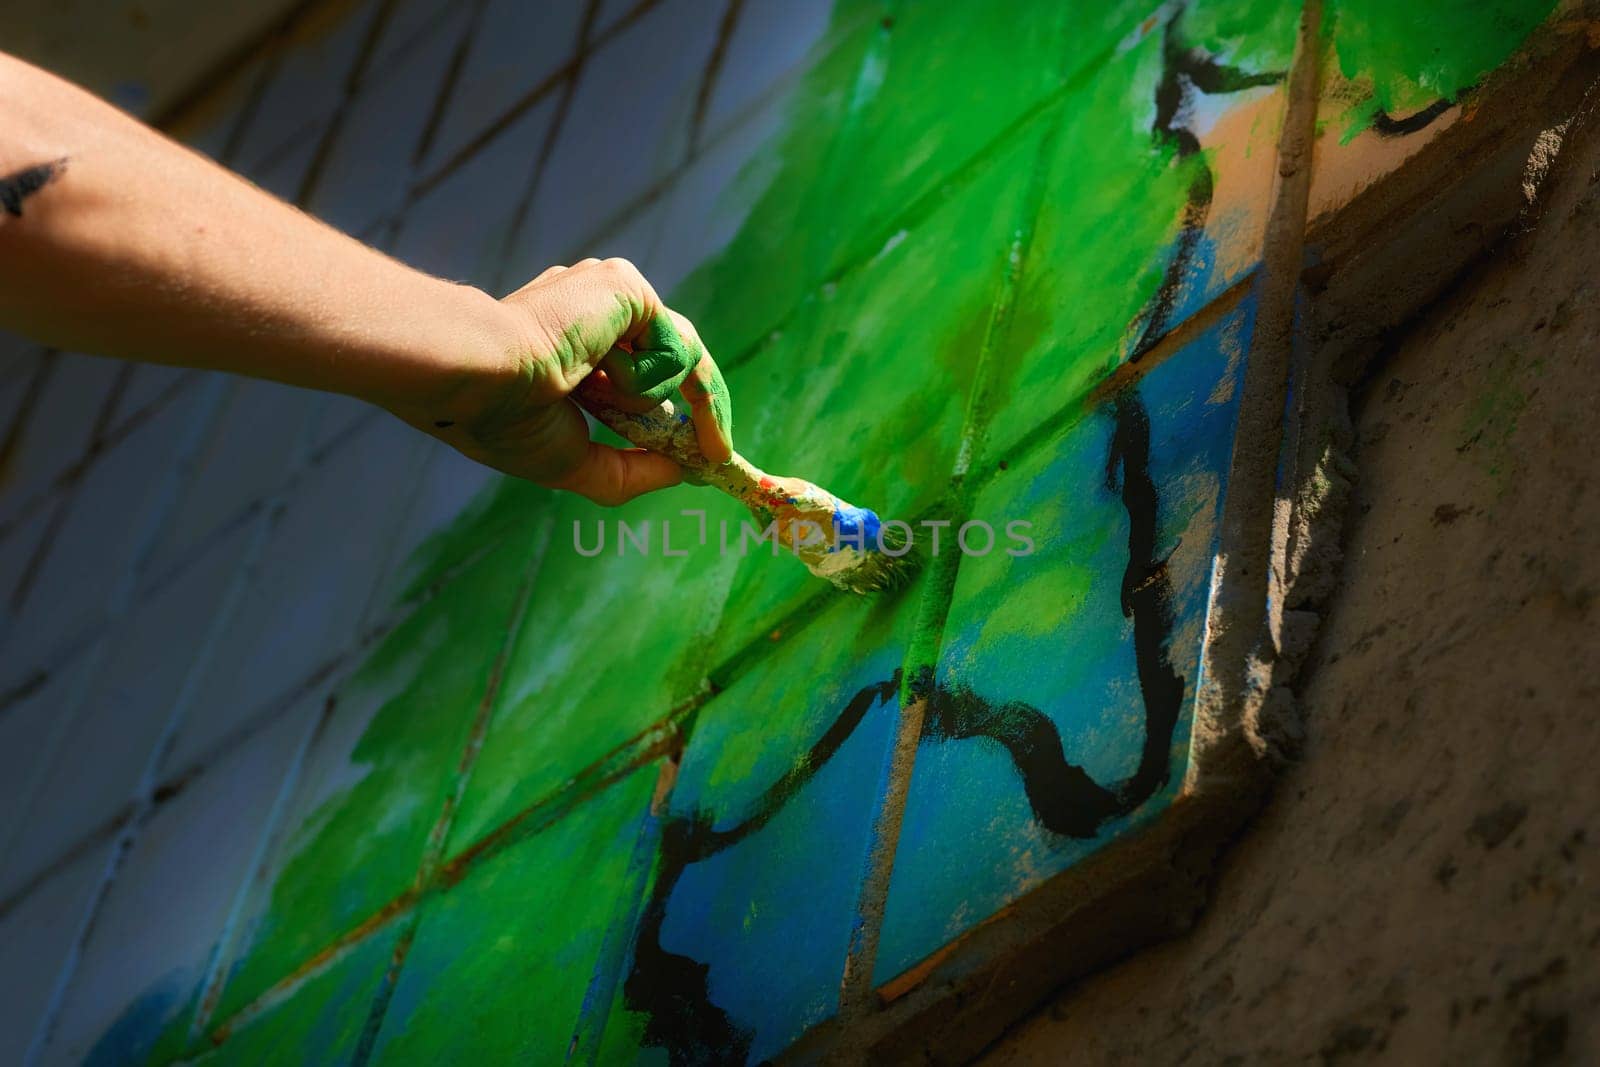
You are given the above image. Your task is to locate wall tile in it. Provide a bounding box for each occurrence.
[0,329,42,382]
[600,594,908,1063]
[0,839,114,1065]
[393,93,559,290]
[107,364,193,432]
[592,0,643,39]
[308,6,472,236]
[3,385,210,693]
[172,415,429,772]
[443,482,747,855]
[0,498,57,629]
[366,0,457,74]
[701,126,1043,670]
[874,299,1253,985]
[170,54,269,163]
[44,695,321,1066]
[145,376,318,581]
[508,0,723,277]
[307,393,382,456]
[986,1,1291,460]
[0,353,120,524]
[365,438,498,610]
[652,19,870,360]
[241,123,327,204]
[1309,0,1551,221]
[368,766,657,1063]
[5,527,256,898]
[0,656,102,901]
[234,0,385,171]
[699,0,840,138]
[204,531,543,1025]
[194,925,397,1063]
[801,0,1089,277]
[420,0,585,173]
[645,95,789,301]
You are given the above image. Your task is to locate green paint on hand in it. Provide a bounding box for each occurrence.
[602,316,700,401]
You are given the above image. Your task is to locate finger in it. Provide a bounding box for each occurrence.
[598,312,698,403]
[669,312,733,463]
[578,368,660,414]
[548,439,683,505]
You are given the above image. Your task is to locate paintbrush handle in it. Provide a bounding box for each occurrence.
[573,382,767,500]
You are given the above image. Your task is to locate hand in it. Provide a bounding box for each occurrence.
[407,257,733,505]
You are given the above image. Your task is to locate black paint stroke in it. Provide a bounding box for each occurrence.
[921,682,1122,837]
[623,676,899,1065]
[0,157,68,217]
[1370,97,1458,137]
[1133,14,1282,358]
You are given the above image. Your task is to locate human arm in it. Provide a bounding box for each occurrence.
[0,51,731,504]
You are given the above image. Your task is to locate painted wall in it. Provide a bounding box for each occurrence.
[0,0,1561,1063]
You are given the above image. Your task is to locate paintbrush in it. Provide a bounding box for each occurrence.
[576,381,916,593]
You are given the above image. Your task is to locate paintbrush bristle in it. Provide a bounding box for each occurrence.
[810,540,922,593]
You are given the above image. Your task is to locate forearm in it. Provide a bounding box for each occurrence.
[0,51,518,415]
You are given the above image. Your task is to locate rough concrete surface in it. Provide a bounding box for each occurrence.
[982,81,1600,1067]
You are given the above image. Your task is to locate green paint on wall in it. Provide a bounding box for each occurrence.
[367,768,655,1063]
[193,0,1567,1059]
[210,531,544,1024]
[1327,0,1556,138]
[193,930,396,1065]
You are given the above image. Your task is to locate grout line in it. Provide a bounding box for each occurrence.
[687,0,746,155]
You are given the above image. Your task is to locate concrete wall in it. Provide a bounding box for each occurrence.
[0,0,1590,1063]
